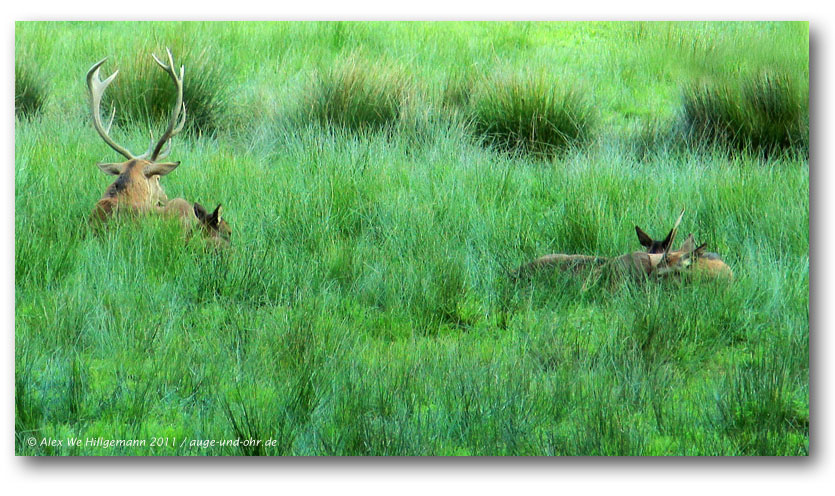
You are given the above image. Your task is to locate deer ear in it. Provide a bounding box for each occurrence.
[97,162,126,175]
[193,202,208,221]
[144,161,180,177]
[679,233,696,253]
[635,226,653,248]
[207,205,222,227]
[660,228,675,251]
[693,243,707,257]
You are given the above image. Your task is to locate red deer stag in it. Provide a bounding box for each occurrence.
[87,49,186,224]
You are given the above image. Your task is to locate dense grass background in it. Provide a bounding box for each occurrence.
[15,21,808,455]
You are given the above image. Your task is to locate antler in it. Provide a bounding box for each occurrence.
[143,48,186,162]
[86,58,137,160]
[661,208,686,263]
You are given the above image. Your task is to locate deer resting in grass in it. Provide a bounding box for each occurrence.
[161,199,231,248]
[87,49,186,223]
[87,49,232,246]
[514,209,733,282]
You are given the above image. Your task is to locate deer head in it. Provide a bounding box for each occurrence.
[635,210,733,280]
[194,203,232,247]
[635,209,685,254]
[637,209,706,276]
[652,234,733,280]
[159,199,232,247]
[648,233,705,276]
[87,49,186,219]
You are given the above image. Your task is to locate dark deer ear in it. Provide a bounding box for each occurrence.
[659,228,675,251]
[693,242,707,257]
[97,162,127,175]
[207,205,222,227]
[193,202,208,221]
[635,226,654,248]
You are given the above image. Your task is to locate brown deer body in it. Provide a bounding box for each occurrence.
[161,199,231,248]
[513,250,687,281]
[668,234,734,280]
[90,159,179,223]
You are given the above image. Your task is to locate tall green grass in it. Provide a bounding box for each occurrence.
[15,21,808,456]
[467,72,596,158]
[680,71,809,157]
[93,40,232,137]
[301,55,413,133]
[15,59,48,118]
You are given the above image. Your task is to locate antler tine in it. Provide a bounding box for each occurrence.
[671,208,685,235]
[105,106,116,134]
[140,129,156,160]
[143,47,186,162]
[661,208,686,263]
[155,103,187,160]
[86,57,136,160]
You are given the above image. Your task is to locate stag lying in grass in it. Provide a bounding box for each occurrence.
[160,199,231,248]
[86,50,232,247]
[87,49,186,224]
[514,211,733,282]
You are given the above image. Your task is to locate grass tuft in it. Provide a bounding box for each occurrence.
[301,55,413,133]
[679,71,808,157]
[15,59,48,119]
[467,72,596,158]
[103,42,232,137]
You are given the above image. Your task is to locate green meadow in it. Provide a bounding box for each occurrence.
[15,21,808,455]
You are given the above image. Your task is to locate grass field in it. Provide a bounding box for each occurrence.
[15,21,808,455]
